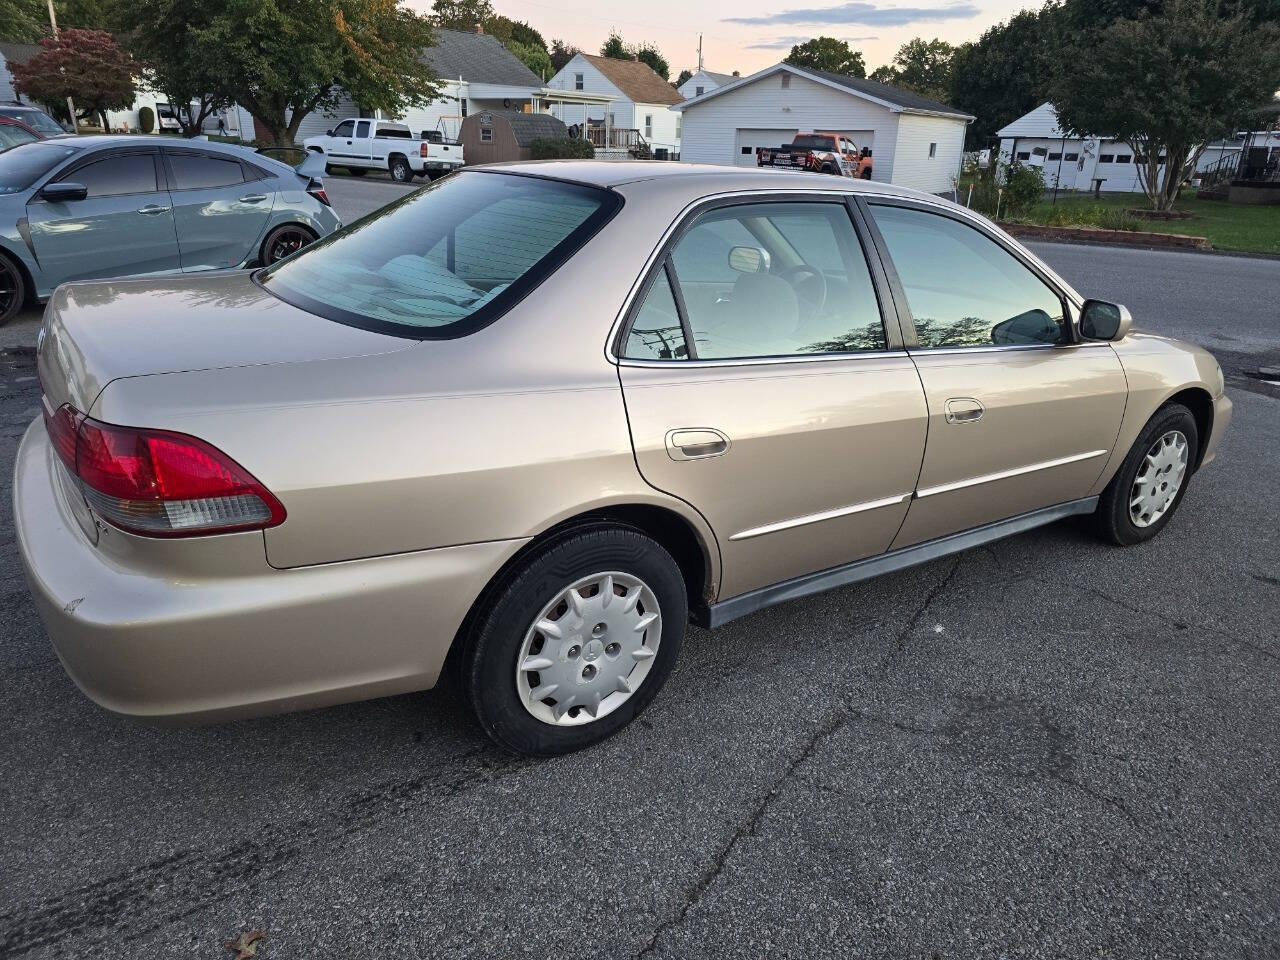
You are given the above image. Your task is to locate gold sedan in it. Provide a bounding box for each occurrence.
[15,162,1232,755]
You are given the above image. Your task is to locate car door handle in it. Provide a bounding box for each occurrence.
[137,204,170,216]
[238,194,268,203]
[944,398,984,424]
[666,428,730,461]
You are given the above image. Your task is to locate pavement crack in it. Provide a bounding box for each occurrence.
[876,556,963,679]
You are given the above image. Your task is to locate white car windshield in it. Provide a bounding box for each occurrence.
[260,172,618,339]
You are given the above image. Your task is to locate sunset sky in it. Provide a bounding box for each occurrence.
[407,0,1046,78]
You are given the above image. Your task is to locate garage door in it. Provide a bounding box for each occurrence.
[733,128,798,167]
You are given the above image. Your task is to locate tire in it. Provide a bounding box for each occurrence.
[260,224,317,266]
[819,162,837,175]
[0,252,26,327]
[388,156,412,183]
[346,167,368,177]
[463,527,687,756]
[1094,402,1199,546]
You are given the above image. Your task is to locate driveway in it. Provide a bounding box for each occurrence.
[0,182,1276,959]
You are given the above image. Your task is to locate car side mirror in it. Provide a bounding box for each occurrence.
[1079,299,1132,341]
[40,182,87,203]
[325,129,333,136]
[727,246,770,273]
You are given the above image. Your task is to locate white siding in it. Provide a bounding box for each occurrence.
[290,92,361,144]
[892,113,967,195]
[546,55,628,129]
[677,70,731,99]
[397,80,466,140]
[639,103,680,154]
[679,71,902,182]
[0,54,17,103]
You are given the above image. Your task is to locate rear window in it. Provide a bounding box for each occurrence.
[0,142,80,194]
[259,171,620,339]
[0,107,63,136]
[793,135,835,151]
[168,152,245,189]
[0,124,39,151]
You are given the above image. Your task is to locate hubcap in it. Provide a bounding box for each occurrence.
[515,571,662,727]
[1130,430,1188,528]
[268,230,309,264]
[0,260,18,315]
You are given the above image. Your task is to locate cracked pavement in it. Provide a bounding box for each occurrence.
[0,185,1277,958]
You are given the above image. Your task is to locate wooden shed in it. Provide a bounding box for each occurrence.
[458,110,572,164]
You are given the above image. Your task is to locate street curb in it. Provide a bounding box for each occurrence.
[1015,234,1280,262]
[1002,223,1211,250]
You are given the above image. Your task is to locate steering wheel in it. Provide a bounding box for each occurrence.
[779,264,828,315]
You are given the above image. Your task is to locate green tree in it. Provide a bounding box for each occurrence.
[868,64,897,84]
[115,0,234,136]
[549,38,579,71]
[431,0,491,29]
[948,9,1056,148]
[887,37,955,102]
[600,31,627,60]
[11,28,134,128]
[202,0,441,146]
[508,39,551,79]
[783,37,866,77]
[1052,0,1280,209]
[635,42,668,79]
[0,0,45,43]
[675,68,692,87]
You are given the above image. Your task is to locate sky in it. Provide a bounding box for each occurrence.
[410,0,1047,78]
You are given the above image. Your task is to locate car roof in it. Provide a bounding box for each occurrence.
[61,135,296,175]
[474,160,941,203]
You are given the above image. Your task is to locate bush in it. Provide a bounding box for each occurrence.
[138,106,154,134]
[1002,162,1045,217]
[529,137,594,160]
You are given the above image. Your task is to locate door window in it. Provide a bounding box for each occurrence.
[651,201,885,360]
[168,153,245,190]
[870,204,1066,348]
[64,153,158,197]
[332,120,354,137]
[356,120,371,138]
[623,268,688,360]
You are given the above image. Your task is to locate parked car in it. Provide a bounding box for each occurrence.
[15,163,1230,755]
[758,132,873,178]
[0,136,341,325]
[0,103,67,138]
[303,118,464,182]
[0,115,43,153]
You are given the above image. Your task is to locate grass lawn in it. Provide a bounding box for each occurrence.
[1022,192,1280,255]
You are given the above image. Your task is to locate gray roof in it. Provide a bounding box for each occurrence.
[501,111,569,146]
[423,28,542,87]
[703,70,737,85]
[800,67,972,118]
[0,42,41,66]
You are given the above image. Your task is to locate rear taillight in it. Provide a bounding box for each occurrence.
[306,177,331,207]
[43,400,285,537]
[420,142,428,158]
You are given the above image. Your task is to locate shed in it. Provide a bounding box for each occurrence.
[676,63,973,194]
[459,110,571,163]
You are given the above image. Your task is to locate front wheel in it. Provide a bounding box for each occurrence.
[388,157,412,183]
[0,253,27,327]
[1094,403,1199,545]
[463,527,687,755]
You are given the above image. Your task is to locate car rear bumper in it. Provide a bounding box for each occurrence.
[14,420,524,722]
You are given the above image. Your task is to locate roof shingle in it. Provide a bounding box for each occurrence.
[581,54,682,106]
[423,28,542,87]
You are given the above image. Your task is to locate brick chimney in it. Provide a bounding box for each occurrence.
[474,22,483,33]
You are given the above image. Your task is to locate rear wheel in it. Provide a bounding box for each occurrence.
[345,167,368,177]
[260,224,317,266]
[0,253,27,327]
[463,527,686,755]
[388,156,412,183]
[1094,403,1198,545]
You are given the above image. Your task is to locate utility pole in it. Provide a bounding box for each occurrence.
[44,0,78,131]
[697,34,703,72]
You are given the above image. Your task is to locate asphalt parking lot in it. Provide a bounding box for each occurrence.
[1,177,1277,959]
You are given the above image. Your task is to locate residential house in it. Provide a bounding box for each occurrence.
[0,42,40,104]
[677,69,737,100]
[546,54,683,157]
[676,63,972,194]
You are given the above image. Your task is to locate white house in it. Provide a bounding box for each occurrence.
[994,102,1251,193]
[677,69,737,100]
[675,63,973,194]
[0,42,39,104]
[546,53,683,157]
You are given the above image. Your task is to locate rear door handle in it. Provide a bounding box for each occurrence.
[137,204,170,216]
[239,194,268,203]
[666,428,730,461]
[944,398,984,424]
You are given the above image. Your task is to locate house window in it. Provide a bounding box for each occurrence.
[645,114,653,138]
[480,128,492,142]
[781,74,791,89]
[574,73,584,91]
[676,115,681,138]
[1099,153,1114,163]
[1016,151,1031,161]
[695,85,704,96]
[460,99,467,117]
[928,142,937,158]
[741,146,751,155]
[1048,151,1061,161]
[1116,154,1132,163]
[1064,152,1079,161]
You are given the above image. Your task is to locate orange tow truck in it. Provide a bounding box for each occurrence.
[757,132,873,179]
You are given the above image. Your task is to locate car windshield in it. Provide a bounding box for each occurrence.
[0,142,80,193]
[0,108,63,136]
[260,171,619,339]
[0,124,39,152]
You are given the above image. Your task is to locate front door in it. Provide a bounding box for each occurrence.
[164,149,273,271]
[618,196,928,600]
[862,200,1128,548]
[26,149,181,285]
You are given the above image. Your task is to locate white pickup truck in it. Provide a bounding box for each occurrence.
[303,119,464,182]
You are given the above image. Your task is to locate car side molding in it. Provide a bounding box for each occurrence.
[695,496,1100,629]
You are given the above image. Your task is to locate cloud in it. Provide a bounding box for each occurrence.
[745,34,879,48]
[725,2,980,27]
